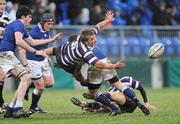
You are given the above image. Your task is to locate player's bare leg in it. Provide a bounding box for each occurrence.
[4,68,32,118]
[0,68,6,114]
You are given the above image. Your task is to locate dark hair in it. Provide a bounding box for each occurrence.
[40,13,55,24]
[68,34,78,42]
[79,29,95,43]
[16,6,32,19]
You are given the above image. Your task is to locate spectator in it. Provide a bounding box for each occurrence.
[148,0,172,25]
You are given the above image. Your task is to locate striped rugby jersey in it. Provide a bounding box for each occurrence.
[56,36,99,67]
[0,13,11,39]
[108,76,140,92]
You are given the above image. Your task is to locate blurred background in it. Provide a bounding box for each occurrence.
[4,0,180,90]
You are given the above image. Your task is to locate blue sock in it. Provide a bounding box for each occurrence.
[122,87,141,107]
[97,94,118,111]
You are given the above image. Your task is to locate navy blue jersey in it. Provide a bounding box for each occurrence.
[0,20,29,52]
[26,24,50,61]
[92,46,106,60]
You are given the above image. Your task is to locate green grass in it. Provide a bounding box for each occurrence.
[1,88,180,124]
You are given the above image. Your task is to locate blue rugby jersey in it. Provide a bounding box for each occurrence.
[0,19,29,52]
[26,24,50,61]
[92,46,106,60]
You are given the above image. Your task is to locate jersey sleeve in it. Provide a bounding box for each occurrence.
[83,50,99,65]
[13,23,29,39]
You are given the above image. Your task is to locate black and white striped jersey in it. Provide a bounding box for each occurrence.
[108,76,140,92]
[56,36,99,67]
[0,13,11,39]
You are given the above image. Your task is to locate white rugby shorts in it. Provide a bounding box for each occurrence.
[81,58,117,84]
[27,57,52,79]
[0,51,24,75]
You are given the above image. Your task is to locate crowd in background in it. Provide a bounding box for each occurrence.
[5,0,180,26]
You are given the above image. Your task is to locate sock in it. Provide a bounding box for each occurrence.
[103,93,111,99]
[96,94,118,111]
[0,81,4,106]
[122,87,142,107]
[14,101,23,108]
[30,89,42,109]
[87,102,101,109]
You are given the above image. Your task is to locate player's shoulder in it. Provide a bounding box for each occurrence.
[1,13,11,22]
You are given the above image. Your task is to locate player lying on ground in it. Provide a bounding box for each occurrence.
[71,76,156,113]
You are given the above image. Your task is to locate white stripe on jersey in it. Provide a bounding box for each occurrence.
[76,47,82,57]
[67,46,75,61]
[80,41,88,52]
[64,56,74,65]
[88,57,97,64]
[84,51,93,58]
[135,81,139,89]
[0,18,9,25]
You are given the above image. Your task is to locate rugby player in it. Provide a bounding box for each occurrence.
[0,6,61,118]
[44,11,150,116]
[72,76,156,114]
[0,0,11,114]
[20,13,61,113]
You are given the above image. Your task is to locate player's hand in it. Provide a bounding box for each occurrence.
[115,61,126,69]
[35,50,47,57]
[24,66,31,74]
[105,11,115,22]
[144,103,157,112]
[52,32,63,41]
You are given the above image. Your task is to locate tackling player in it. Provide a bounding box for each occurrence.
[44,11,150,116]
[0,6,61,118]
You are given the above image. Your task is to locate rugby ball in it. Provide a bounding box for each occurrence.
[148,43,165,59]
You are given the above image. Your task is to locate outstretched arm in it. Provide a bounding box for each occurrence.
[95,11,114,31]
[26,33,63,46]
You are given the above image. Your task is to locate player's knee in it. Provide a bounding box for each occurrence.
[107,76,119,84]
[45,83,54,88]
[33,88,44,95]
[20,73,31,83]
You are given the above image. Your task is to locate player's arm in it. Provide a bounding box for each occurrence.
[15,32,47,57]
[94,60,125,69]
[137,83,148,103]
[95,11,114,31]
[18,47,31,73]
[25,33,63,46]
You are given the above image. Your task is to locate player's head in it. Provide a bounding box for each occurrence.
[0,0,6,14]
[40,13,55,32]
[16,6,32,26]
[80,29,96,47]
[68,34,78,42]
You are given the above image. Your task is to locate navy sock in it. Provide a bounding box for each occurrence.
[123,87,141,107]
[0,81,4,106]
[30,93,41,109]
[97,94,118,111]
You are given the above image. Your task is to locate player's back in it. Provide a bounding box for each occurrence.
[57,39,98,66]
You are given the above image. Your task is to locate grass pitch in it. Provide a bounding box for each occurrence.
[1,88,180,124]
